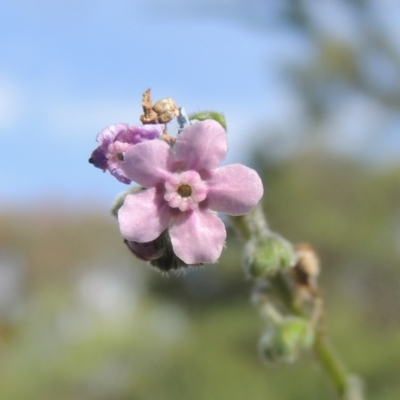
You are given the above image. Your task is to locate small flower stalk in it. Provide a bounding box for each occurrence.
[233,212,364,399]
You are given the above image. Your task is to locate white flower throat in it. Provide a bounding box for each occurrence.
[164,171,208,212]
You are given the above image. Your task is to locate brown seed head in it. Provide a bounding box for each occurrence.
[140,90,179,124]
[290,243,320,292]
[140,88,159,124]
[295,243,319,278]
[152,98,179,124]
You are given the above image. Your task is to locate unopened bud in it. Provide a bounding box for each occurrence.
[124,230,187,271]
[124,239,164,261]
[188,111,227,130]
[259,317,314,363]
[244,234,296,279]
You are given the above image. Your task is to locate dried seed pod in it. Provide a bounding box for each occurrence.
[140,88,159,124]
[290,243,320,300]
[140,90,179,124]
[140,109,159,124]
[294,243,320,282]
[152,98,179,124]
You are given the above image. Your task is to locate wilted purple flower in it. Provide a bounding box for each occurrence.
[118,120,263,265]
[89,123,164,184]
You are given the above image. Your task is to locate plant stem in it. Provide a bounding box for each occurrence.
[314,333,349,397]
[230,205,364,400]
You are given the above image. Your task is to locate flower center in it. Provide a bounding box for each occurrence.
[177,184,192,198]
[164,171,208,212]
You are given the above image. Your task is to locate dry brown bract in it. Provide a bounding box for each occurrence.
[140,88,179,124]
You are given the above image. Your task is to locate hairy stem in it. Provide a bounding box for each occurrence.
[314,333,349,397]
[230,205,364,400]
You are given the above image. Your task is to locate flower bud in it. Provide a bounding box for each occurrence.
[188,111,227,130]
[244,234,296,279]
[124,239,164,261]
[259,317,314,363]
[124,230,189,272]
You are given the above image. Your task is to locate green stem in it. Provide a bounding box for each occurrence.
[270,272,304,317]
[230,205,364,400]
[314,333,349,397]
[230,204,269,242]
[274,270,362,399]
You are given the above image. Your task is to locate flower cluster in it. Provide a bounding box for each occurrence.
[90,106,264,268]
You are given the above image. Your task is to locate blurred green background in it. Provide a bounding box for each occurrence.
[1,1,400,399]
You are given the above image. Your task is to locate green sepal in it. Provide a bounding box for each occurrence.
[244,233,296,279]
[188,111,227,130]
[259,317,315,363]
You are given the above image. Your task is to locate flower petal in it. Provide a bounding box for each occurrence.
[115,124,164,143]
[110,167,131,184]
[206,164,264,215]
[121,139,172,187]
[118,188,171,243]
[96,123,129,145]
[169,209,226,264]
[173,120,227,171]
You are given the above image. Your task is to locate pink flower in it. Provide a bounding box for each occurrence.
[89,123,164,184]
[118,120,264,265]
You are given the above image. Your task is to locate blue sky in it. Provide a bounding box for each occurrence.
[1,0,399,209]
[1,1,285,208]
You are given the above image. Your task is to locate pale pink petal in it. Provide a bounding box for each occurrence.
[169,209,226,264]
[173,120,227,171]
[96,123,129,144]
[121,140,172,187]
[118,188,171,243]
[206,164,264,215]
